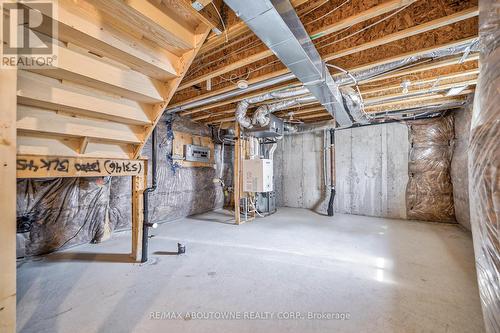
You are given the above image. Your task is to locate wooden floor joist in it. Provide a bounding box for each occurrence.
[179,0,444,90]
[170,34,478,112]
[323,7,478,62]
[184,63,478,122]
[198,0,310,55]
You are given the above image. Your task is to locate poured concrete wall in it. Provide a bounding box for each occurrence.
[451,105,472,230]
[276,122,409,219]
[274,130,328,213]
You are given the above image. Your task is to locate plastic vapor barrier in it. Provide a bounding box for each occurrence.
[468,0,500,331]
[16,115,228,257]
[17,177,114,256]
[406,116,455,222]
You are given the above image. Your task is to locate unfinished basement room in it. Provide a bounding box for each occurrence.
[1,0,499,332]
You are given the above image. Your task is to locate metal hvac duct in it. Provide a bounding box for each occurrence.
[223,0,353,126]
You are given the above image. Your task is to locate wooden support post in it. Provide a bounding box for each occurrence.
[233,123,241,225]
[0,69,17,333]
[131,161,147,262]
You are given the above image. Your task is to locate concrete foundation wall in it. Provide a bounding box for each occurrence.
[276,122,409,219]
[451,105,473,230]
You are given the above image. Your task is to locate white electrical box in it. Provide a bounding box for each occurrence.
[243,159,273,192]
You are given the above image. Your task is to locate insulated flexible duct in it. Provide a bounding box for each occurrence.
[235,87,310,128]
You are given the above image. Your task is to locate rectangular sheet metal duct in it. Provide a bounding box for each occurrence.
[223,0,353,126]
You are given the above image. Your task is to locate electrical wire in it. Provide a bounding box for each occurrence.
[326,63,370,119]
[316,3,412,50]
[211,2,228,43]
[187,2,410,92]
[215,59,281,87]
[300,0,331,17]
[305,0,350,26]
[248,196,264,217]
[189,0,342,75]
[188,38,263,77]
[196,0,332,63]
[189,2,411,94]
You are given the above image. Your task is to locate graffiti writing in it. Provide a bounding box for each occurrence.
[17,158,69,172]
[74,161,101,173]
[17,157,143,176]
[104,160,141,175]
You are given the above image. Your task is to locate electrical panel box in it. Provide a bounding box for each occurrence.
[243,159,273,192]
[184,144,210,163]
[246,114,283,138]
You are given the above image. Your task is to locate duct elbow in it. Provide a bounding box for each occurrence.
[252,106,270,127]
[235,100,253,128]
[284,123,297,133]
[341,87,370,124]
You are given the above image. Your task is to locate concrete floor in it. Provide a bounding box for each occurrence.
[17,208,484,333]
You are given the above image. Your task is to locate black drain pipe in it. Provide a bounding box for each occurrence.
[141,127,158,263]
[327,128,336,216]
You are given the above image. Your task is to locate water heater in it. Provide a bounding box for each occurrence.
[243,159,273,192]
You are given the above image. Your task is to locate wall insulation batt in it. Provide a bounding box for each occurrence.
[406,116,455,222]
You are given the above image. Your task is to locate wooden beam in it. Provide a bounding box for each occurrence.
[182,55,478,117]
[171,68,290,108]
[364,79,477,105]
[203,82,474,124]
[16,155,145,178]
[0,69,17,333]
[323,8,478,61]
[179,49,274,90]
[172,37,478,109]
[298,113,333,120]
[309,0,418,39]
[30,42,166,103]
[276,106,326,116]
[206,115,235,124]
[180,81,301,116]
[131,169,146,262]
[361,53,479,85]
[17,105,144,144]
[361,68,479,96]
[364,96,468,113]
[17,71,152,125]
[199,0,327,55]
